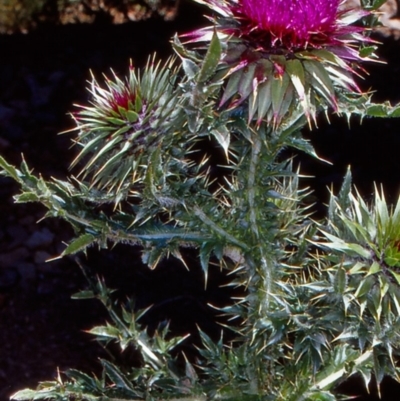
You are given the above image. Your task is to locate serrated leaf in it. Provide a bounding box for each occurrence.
[303,59,336,107]
[182,58,199,79]
[200,242,213,288]
[356,365,372,390]
[366,104,387,117]
[66,369,100,391]
[373,348,385,386]
[10,389,38,400]
[390,271,400,285]
[319,230,371,258]
[211,126,230,157]
[367,0,388,10]
[359,46,377,58]
[0,156,22,183]
[334,265,347,295]
[61,234,96,256]
[198,328,221,356]
[348,261,366,274]
[71,290,96,299]
[367,261,381,276]
[101,359,142,397]
[198,30,221,83]
[325,64,357,91]
[390,105,400,117]
[14,192,40,203]
[88,325,120,338]
[338,166,352,211]
[367,286,382,321]
[355,275,375,299]
[308,391,336,401]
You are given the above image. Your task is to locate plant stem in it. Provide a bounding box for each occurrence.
[247,133,273,314]
[192,205,250,251]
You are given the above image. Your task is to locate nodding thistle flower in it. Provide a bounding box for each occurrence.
[185,0,374,128]
[70,58,181,203]
[236,0,347,50]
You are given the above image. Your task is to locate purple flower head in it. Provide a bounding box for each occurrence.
[237,0,340,49]
[182,0,375,128]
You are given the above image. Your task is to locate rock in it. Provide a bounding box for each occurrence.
[0,267,20,291]
[15,263,36,285]
[26,228,55,249]
[6,224,29,248]
[33,250,51,264]
[0,247,29,268]
[19,215,35,226]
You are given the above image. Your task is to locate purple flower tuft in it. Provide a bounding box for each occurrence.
[238,0,339,49]
[181,0,375,127]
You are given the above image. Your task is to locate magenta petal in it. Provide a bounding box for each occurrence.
[239,0,340,48]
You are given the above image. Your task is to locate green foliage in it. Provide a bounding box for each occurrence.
[70,57,185,205]
[312,174,400,391]
[2,0,400,399]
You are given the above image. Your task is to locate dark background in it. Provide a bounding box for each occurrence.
[1,1,400,399]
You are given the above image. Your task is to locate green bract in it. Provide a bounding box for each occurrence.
[182,0,379,128]
[312,170,400,388]
[70,57,184,204]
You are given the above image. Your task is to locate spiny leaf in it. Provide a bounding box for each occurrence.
[182,58,200,79]
[210,125,230,157]
[200,242,213,288]
[334,264,347,295]
[0,155,22,183]
[367,0,389,10]
[286,59,311,120]
[303,59,336,108]
[198,30,222,83]
[71,290,96,300]
[87,324,120,339]
[337,167,352,211]
[14,192,40,203]
[101,359,142,397]
[390,271,400,285]
[61,233,97,256]
[66,369,101,392]
[10,389,38,401]
[355,276,375,299]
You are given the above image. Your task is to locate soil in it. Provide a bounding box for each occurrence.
[1,2,400,400]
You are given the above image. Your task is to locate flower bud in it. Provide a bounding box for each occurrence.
[70,58,181,202]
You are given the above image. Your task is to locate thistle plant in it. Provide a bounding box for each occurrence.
[2,0,400,400]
